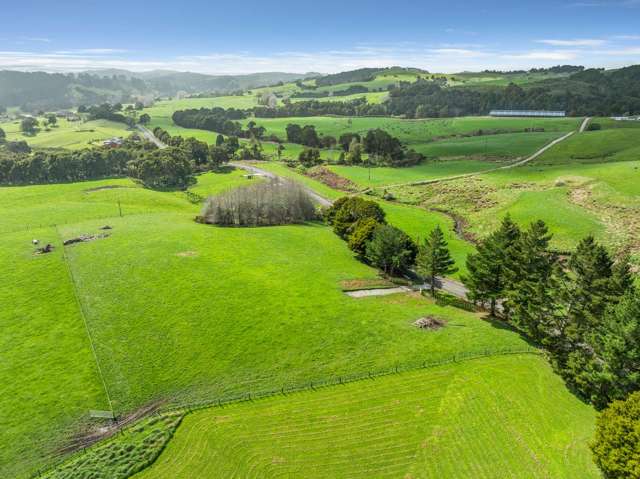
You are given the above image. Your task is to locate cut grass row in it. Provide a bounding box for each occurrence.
[135,354,598,479]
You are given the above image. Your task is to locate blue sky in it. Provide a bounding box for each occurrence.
[1,0,639,73]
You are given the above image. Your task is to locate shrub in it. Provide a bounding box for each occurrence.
[365,224,417,276]
[591,391,640,478]
[201,179,318,226]
[347,217,379,257]
[330,197,386,239]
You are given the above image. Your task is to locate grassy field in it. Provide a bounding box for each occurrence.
[0,118,131,150]
[239,116,581,145]
[385,159,640,256]
[330,160,495,188]
[136,354,598,479]
[2,169,533,477]
[534,127,640,165]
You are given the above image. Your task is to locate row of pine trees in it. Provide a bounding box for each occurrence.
[463,216,637,409]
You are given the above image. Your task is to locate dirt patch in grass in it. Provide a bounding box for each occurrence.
[63,233,110,246]
[84,185,130,193]
[340,278,396,291]
[306,166,359,192]
[414,316,446,330]
[176,251,198,257]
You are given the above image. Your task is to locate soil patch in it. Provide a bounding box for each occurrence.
[340,277,396,291]
[63,233,110,246]
[84,185,130,193]
[414,316,446,330]
[34,244,54,255]
[176,251,198,257]
[306,166,359,192]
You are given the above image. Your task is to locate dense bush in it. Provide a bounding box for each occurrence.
[591,392,640,479]
[200,179,318,226]
[326,196,386,239]
[365,224,417,276]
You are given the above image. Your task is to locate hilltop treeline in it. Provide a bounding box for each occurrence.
[254,65,640,118]
[0,71,148,112]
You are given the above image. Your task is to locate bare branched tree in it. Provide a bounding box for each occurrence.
[201,179,318,226]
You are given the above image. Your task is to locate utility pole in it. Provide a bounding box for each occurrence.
[118,199,122,217]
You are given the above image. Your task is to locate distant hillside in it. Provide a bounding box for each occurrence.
[0,70,314,111]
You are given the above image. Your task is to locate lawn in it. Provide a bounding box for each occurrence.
[136,354,598,479]
[0,118,131,150]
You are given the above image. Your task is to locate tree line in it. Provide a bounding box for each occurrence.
[324,197,456,285]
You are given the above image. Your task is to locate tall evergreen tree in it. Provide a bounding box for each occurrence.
[417,225,457,297]
[504,220,560,340]
[463,215,521,316]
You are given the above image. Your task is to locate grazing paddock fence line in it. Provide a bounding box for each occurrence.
[162,347,542,415]
[31,347,542,478]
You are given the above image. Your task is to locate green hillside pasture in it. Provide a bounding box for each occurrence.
[290,91,388,104]
[242,116,581,146]
[0,118,130,150]
[0,228,110,479]
[60,212,526,417]
[330,160,492,188]
[535,127,640,165]
[388,160,640,254]
[589,117,640,130]
[144,95,259,119]
[136,354,598,479]
[415,131,563,159]
[0,178,190,234]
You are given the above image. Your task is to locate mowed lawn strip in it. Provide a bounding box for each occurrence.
[135,354,598,479]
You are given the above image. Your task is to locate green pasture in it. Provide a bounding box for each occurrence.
[136,354,598,479]
[1,168,527,477]
[0,118,130,150]
[414,131,563,159]
[534,127,640,165]
[240,116,581,145]
[330,160,493,188]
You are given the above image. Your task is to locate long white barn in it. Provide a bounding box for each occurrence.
[490,110,566,117]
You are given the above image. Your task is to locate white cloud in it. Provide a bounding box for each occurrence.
[537,39,606,46]
[503,50,579,61]
[0,41,638,75]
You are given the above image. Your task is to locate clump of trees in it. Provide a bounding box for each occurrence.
[152,127,237,169]
[171,107,247,137]
[591,391,640,479]
[86,103,128,123]
[463,215,637,409]
[200,179,318,226]
[325,196,434,277]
